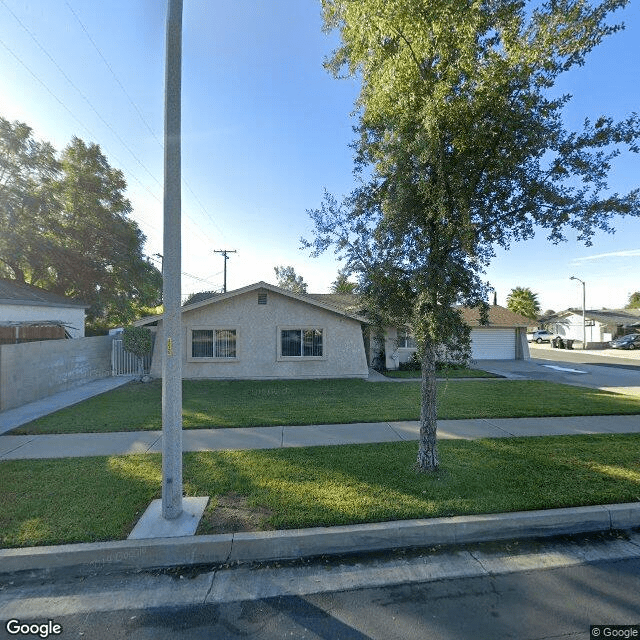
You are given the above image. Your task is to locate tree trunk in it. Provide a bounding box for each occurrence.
[416,341,439,472]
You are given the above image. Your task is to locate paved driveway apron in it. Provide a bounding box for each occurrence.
[478,355,640,396]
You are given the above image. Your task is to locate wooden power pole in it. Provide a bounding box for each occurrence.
[214,249,236,293]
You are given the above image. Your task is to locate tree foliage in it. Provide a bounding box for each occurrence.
[307,0,640,471]
[123,325,153,377]
[274,265,308,294]
[330,267,358,293]
[507,287,541,320]
[0,117,161,330]
[625,292,640,309]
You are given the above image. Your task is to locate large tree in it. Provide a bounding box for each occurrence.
[0,116,60,283]
[507,287,541,320]
[0,119,161,329]
[274,265,308,294]
[625,292,640,309]
[330,267,358,294]
[306,0,640,471]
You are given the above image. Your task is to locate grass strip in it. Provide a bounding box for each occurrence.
[11,379,640,435]
[1,434,639,548]
[383,368,498,379]
[11,380,640,435]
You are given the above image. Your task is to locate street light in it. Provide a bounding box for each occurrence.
[570,276,586,350]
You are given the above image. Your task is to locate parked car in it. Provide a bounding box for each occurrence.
[609,333,640,350]
[527,330,556,343]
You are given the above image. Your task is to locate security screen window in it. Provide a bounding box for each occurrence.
[281,328,323,357]
[191,329,236,358]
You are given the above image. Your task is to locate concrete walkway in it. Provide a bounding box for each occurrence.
[0,375,135,435]
[1,414,639,460]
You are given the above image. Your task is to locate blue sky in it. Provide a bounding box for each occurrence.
[1,0,639,313]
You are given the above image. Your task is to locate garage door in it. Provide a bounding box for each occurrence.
[471,328,516,360]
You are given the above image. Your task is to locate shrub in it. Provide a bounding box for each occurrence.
[122,326,153,377]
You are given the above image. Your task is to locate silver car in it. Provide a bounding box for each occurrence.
[528,330,555,343]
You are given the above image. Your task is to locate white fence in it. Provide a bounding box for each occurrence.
[111,339,152,376]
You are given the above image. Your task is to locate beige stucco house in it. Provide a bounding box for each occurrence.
[136,282,370,380]
[136,282,530,380]
[377,305,531,369]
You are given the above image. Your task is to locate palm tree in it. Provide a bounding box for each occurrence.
[507,287,540,320]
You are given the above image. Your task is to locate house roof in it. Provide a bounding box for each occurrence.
[305,293,364,317]
[550,308,640,327]
[0,278,88,309]
[457,305,531,327]
[136,283,528,329]
[134,282,370,326]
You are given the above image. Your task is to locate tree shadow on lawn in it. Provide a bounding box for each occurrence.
[185,434,640,533]
[3,434,638,548]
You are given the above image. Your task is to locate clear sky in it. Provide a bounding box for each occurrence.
[1,0,639,314]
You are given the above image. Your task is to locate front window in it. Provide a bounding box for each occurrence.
[191,329,236,358]
[397,328,416,349]
[280,328,323,357]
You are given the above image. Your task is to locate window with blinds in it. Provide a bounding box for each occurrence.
[191,328,237,358]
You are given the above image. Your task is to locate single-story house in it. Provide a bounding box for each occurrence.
[136,282,371,380]
[374,305,530,369]
[0,278,88,342]
[135,282,530,380]
[545,308,640,346]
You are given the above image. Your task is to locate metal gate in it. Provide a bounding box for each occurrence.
[111,339,153,376]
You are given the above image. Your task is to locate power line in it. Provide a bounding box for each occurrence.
[0,2,224,256]
[64,0,228,243]
[149,255,221,289]
[65,0,163,148]
[0,0,163,190]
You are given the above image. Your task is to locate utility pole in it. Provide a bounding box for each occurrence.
[214,249,236,293]
[162,0,183,520]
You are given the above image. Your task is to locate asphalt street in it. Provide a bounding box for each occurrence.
[2,539,638,640]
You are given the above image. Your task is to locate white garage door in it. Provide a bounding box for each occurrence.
[471,328,516,360]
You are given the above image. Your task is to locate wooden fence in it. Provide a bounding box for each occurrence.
[0,324,66,345]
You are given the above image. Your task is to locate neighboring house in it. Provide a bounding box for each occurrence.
[135,282,370,380]
[545,308,640,346]
[135,282,529,380]
[0,278,88,342]
[375,305,531,369]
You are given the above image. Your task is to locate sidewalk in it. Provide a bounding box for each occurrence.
[0,375,135,435]
[1,414,639,460]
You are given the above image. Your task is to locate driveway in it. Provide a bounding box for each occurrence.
[477,348,640,396]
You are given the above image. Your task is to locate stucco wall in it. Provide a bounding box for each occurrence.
[0,303,86,338]
[149,289,369,379]
[0,335,112,410]
[378,325,529,369]
[551,315,608,342]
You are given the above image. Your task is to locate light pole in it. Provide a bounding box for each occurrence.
[162,0,184,520]
[570,276,586,349]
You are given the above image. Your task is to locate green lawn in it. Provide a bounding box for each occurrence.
[10,378,640,435]
[2,434,639,548]
[383,367,498,379]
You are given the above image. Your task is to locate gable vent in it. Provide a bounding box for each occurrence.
[258,292,268,305]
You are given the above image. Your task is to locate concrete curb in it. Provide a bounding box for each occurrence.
[2,503,639,576]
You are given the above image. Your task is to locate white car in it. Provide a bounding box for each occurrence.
[527,330,555,343]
